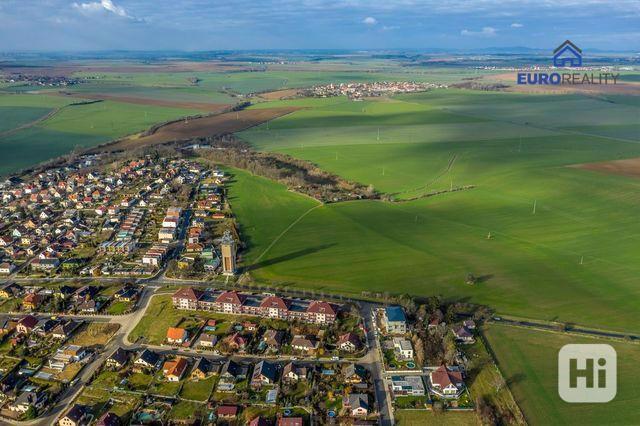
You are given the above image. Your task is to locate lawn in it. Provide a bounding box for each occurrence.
[484,323,640,425]
[395,410,479,426]
[226,90,640,332]
[179,375,217,401]
[168,400,208,421]
[149,374,183,397]
[130,293,279,345]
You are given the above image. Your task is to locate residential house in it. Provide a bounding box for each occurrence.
[162,357,188,382]
[52,320,80,340]
[391,375,425,396]
[0,263,15,275]
[263,329,284,350]
[392,337,414,360]
[0,282,22,298]
[278,418,303,426]
[338,332,362,353]
[106,348,130,370]
[251,360,279,388]
[382,306,407,334]
[16,315,38,334]
[343,393,369,417]
[166,327,188,344]
[134,349,161,372]
[453,326,474,344]
[59,404,89,426]
[198,334,217,348]
[343,363,367,385]
[225,332,247,351]
[216,405,238,419]
[282,362,308,383]
[191,357,213,380]
[96,412,121,426]
[10,389,48,413]
[291,335,318,353]
[429,365,465,398]
[23,293,44,310]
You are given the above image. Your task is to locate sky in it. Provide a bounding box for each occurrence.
[0,0,639,52]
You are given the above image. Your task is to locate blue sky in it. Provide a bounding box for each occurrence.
[0,0,638,51]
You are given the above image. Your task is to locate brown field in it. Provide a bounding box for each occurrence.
[571,157,640,178]
[485,72,640,95]
[100,106,300,151]
[57,92,229,112]
[0,61,256,77]
[258,88,300,100]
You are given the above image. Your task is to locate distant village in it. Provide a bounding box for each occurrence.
[304,81,447,100]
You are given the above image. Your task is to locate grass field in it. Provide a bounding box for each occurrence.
[227,90,640,332]
[395,410,479,425]
[484,323,640,425]
[0,96,203,176]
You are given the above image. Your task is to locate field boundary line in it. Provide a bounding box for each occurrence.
[252,204,323,264]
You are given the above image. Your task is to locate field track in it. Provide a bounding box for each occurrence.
[0,106,62,138]
[57,92,229,112]
[98,106,301,151]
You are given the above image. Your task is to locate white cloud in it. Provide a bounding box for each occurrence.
[362,16,378,25]
[461,26,497,37]
[73,0,130,19]
[511,22,524,28]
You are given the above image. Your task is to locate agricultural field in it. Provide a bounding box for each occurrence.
[0,94,204,176]
[228,90,640,332]
[484,323,640,425]
[395,410,479,426]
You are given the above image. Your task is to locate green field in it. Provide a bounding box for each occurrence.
[0,94,202,176]
[395,410,479,426]
[227,90,640,332]
[485,324,640,425]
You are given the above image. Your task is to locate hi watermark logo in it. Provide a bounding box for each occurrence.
[517,40,619,85]
[558,344,617,403]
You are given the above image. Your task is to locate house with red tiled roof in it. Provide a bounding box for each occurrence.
[216,405,238,419]
[166,327,188,344]
[162,357,188,382]
[429,365,465,398]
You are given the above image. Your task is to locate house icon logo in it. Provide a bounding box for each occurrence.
[553,40,582,67]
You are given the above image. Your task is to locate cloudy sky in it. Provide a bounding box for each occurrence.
[0,0,638,51]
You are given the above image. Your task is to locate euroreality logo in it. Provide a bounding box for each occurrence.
[558,344,617,403]
[517,40,619,85]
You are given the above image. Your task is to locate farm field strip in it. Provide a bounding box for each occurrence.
[484,323,640,425]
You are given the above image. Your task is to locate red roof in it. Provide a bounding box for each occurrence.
[216,291,245,305]
[260,296,289,310]
[278,418,303,426]
[217,405,238,416]
[163,357,188,378]
[18,315,38,329]
[166,327,187,341]
[431,365,464,388]
[306,300,336,316]
[172,287,204,301]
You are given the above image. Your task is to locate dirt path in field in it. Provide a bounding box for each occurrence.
[251,203,323,265]
[0,106,63,139]
[94,106,301,152]
[57,92,229,112]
